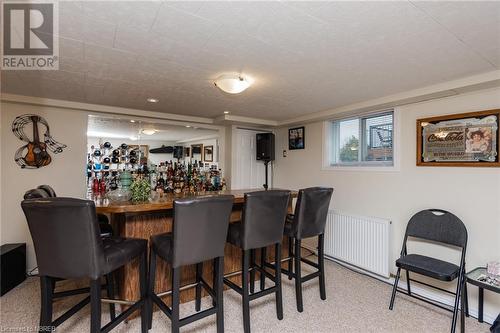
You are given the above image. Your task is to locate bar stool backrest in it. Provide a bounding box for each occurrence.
[291,187,333,239]
[24,188,50,199]
[172,195,234,268]
[241,190,291,250]
[21,198,105,279]
[37,185,57,197]
[405,209,467,248]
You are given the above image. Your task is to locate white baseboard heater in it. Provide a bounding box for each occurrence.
[324,210,391,278]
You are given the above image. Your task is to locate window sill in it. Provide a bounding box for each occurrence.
[322,164,400,172]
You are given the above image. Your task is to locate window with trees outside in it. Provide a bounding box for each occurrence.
[329,111,394,167]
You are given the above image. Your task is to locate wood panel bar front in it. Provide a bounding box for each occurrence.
[93,189,296,310]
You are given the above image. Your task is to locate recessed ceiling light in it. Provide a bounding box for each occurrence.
[224,111,230,114]
[147,98,159,103]
[214,74,251,94]
[142,129,157,135]
[130,120,136,123]
[185,125,191,128]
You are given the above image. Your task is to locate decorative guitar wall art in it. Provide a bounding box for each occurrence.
[12,114,67,169]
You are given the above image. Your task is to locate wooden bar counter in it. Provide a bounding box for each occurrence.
[91,189,297,307]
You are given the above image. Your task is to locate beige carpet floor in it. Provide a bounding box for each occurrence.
[0,258,490,333]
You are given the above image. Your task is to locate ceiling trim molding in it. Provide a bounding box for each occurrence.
[0,93,215,125]
[277,70,500,126]
[214,114,278,127]
[176,134,220,144]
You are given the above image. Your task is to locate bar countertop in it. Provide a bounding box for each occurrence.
[91,188,297,214]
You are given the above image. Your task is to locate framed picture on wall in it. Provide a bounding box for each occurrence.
[191,144,203,162]
[204,145,213,162]
[289,126,305,150]
[416,109,500,167]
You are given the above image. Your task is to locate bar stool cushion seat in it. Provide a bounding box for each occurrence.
[395,254,459,281]
[150,233,173,262]
[226,222,243,248]
[103,237,147,274]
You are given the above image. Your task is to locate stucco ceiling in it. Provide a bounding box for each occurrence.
[1,1,499,121]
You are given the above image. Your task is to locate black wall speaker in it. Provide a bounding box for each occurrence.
[173,146,184,159]
[1,243,26,296]
[256,133,275,161]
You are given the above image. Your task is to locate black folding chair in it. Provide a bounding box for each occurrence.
[389,209,468,333]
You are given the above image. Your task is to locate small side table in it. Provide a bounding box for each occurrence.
[465,267,500,323]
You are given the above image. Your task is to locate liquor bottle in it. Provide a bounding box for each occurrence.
[92,177,100,194]
[99,178,106,193]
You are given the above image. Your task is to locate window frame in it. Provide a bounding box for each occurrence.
[322,108,400,172]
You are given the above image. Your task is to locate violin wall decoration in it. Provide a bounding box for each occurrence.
[11,114,67,169]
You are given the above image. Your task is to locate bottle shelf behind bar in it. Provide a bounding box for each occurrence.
[87,142,226,197]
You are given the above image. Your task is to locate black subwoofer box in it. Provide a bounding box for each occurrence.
[1,243,26,296]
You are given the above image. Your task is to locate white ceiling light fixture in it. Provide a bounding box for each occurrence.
[142,129,157,135]
[147,98,159,103]
[214,74,251,94]
[223,111,230,114]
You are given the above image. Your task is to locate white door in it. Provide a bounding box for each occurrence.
[232,128,272,190]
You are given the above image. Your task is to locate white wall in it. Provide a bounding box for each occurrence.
[273,87,500,320]
[1,102,88,269]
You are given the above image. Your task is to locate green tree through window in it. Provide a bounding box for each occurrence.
[339,135,359,162]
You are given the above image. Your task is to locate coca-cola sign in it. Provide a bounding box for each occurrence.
[417,110,500,167]
[427,131,464,142]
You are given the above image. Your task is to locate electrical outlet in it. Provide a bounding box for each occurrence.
[283,150,287,157]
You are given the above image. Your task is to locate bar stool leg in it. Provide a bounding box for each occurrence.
[241,249,251,333]
[105,273,116,321]
[318,234,326,300]
[294,239,303,312]
[260,247,267,291]
[139,251,148,333]
[275,243,283,320]
[215,256,224,333]
[171,267,181,333]
[90,279,102,333]
[195,262,203,311]
[212,259,217,307]
[39,276,53,331]
[147,250,157,330]
[250,250,256,294]
[287,237,293,280]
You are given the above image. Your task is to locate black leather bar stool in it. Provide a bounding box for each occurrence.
[148,195,234,333]
[225,190,290,333]
[34,185,114,237]
[24,187,117,319]
[21,197,148,333]
[282,187,333,312]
